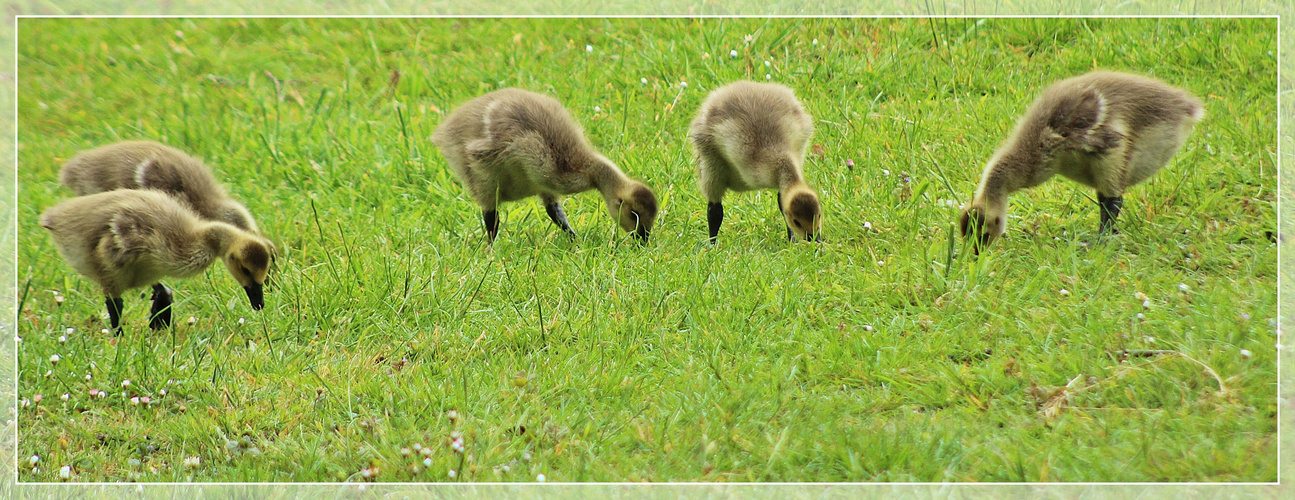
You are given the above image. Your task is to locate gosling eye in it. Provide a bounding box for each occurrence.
[240,266,253,279]
[793,220,803,228]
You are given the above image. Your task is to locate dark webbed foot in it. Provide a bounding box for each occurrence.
[483,210,500,242]
[707,202,724,243]
[148,283,173,330]
[1098,195,1123,235]
[105,297,125,335]
[544,202,578,238]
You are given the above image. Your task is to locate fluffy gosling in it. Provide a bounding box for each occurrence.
[431,88,658,243]
[59,140,260,234]
[689,81,820,242]
[960,70,1204,252]
[40,190,273,333]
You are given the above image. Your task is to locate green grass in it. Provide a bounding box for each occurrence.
[14,17,1277,482]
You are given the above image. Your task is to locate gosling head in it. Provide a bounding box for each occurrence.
[221,235,275,310]
[610,182,658,244]
[1039,89,1111,155]
[959,203,1005,254]
[781,186,821,242]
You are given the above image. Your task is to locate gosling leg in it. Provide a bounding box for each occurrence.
[707,202,724,243]
[105,296,124,335]
[544,202,578,238]
[1098,194,1123,235]
[148,283,173,330]
[777,192,792,242]
[482,210,500,242]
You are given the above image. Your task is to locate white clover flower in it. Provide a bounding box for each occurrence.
[729,50,737,57]
[184,456,200,468]
[1058,289,1070,297]
[812,38,819,45]
[537,473,547,482]
[66,327,74,335]
[679,81,688,89]
[59,465,71,479]
[423,457,432,467]
[764,60,771,67]
[1142,300,1151,309]
[863,325,874,332]
[448,469,457,478]
[1136,313,1145,320]
[523,452,533,461]
[1178,283,1190,292]
[585,45,593,53]
[1135,291,1148,301]
[28,455,39,466]
[58,335,67,343]
[400,447,411,457]
[765,74,771,80]
[640,77,648,84]
[1240,349,1252,358]
[49,354,61,365]
[121,379,131,388]
[593,106,601,113]
[60,393,69,401]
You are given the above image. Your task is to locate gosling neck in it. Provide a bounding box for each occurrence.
[774,156,807,192]
[198,221,245,255]
[586,153,632,199]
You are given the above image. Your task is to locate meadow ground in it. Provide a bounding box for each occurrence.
[13,18,1278,482]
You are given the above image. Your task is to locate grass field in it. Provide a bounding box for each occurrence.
[13,18,1278,482]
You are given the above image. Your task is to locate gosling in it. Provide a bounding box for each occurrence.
[40,189,274,333]
[431,88,658,243]
[689,81,820,242]
[960,70,1204,252]
[59,140,260,234]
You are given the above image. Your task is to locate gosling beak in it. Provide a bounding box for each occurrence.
[635,225,650,244]
[244,283,265,311]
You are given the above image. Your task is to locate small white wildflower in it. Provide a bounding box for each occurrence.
[1142,300,1152,309]
[88,389,99,397]
[360,468,373,479]
[585,45,592,53]
[1135,291,1148,301]
[1136,313,1145,320]
[15,336,21,343]
[238,317,246,326]
[863,325,874,332]
[131,397,140,405]
[100,329,110,334]
[187,316,197,326]
[729,50,737,57]
[523,452,533,461]
[121,379,131,388]
[882,169,890,176]
[60,393,69,401]
[59,465,71,479]
[501,464,510,473]
[174,30,184,39]
[812,38,819,45]
[54,295,65,304]
[1240,349,1252,358]
[1178,283,1190,292]
[84,374,93,381]
[764,60,771,67]
[159,389,167,396]
[863,221,872,230]
[537,473,547,482]
[1145,337,1156,344]
[400,447,411,457]
[448,469,457,478]
[765,74,772,80]
[640,77,648,84]
[50,354,61,365]
[28,455,39,466]
[679,81,688,89]
[58,335,67,343]
[876,261,885,266]
[420,447,432,457]
[97,390,106,399]
[66,327,74,335]
[447,410,460,422]
[183,456,200,468]
[1058,289,1070,297]
[423,457,432,467]
[44,370,53,378]
[593,106,601,113]
[141,396,151,405]
[413,443,423,451]
[20,398,29,408]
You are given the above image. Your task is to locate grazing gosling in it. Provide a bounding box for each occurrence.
[40,190,273,333]
[960,70,1204,251]
[431,88,658,243]
[689,81,820,242]
[59,140,260,234]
